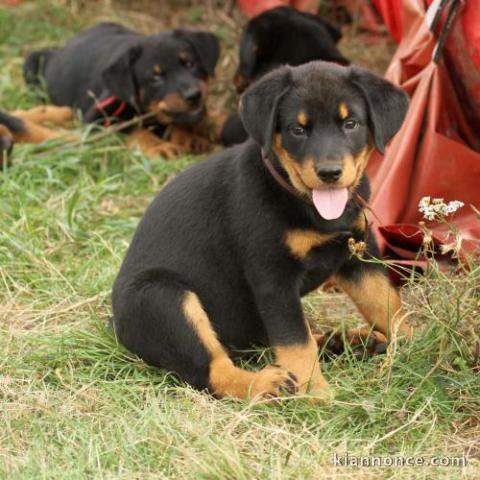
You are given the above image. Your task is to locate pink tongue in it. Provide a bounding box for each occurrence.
[312,188,349,220]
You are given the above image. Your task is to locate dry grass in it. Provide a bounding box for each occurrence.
[0,1,479,479]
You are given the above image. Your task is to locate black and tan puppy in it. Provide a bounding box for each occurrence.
[221,6,349,146]
[24,23,219,158]
[112,61,411,400]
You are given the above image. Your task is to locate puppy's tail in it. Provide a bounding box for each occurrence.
[23,49,56,87]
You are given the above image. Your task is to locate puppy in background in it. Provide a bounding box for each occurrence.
[23,23,219,159]
[220,6,349,146]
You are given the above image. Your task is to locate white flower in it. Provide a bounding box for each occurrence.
[418,196,464,220]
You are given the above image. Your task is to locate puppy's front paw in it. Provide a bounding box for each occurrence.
[169,127,210,154]
[250,364,298,398]
[148,141,185,160]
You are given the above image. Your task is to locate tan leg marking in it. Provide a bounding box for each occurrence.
[13,106,74,126]
[274,330,331,401]
[182,291,296,399]
[0,125,13,140]
[168,126,210,154]
[126,129,184,160]
[285,229,335,259]
[334,271,412,338]
[14,120,74,144]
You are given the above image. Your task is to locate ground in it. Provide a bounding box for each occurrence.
[0,1,479,479]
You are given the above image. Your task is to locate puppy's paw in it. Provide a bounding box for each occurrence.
[148,141,185,160]
[169,127,210,154]
[315,328,387,360]
[250,364,298,399]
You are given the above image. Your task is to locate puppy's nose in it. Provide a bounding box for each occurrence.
[184,88,202,106]
[316,165,343,183]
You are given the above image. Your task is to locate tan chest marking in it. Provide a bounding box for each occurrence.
[285,229,335,258]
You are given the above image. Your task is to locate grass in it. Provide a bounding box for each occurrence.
[1,2,479,478]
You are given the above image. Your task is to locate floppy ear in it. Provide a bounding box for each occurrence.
[349,66,409,153]
[102,45,141,106]
[239,66,291,153]
[238,31,258,78]
[173,30,219,76]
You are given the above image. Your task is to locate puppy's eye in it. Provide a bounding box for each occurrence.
[290,126,306,136]
[343,119,358,130]
[185,60,195,69]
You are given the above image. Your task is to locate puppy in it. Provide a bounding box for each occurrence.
[112,61,411,400]
[221,6,349,146]
[24,23,219,158]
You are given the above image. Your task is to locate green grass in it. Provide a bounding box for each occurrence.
[1,2,479,479]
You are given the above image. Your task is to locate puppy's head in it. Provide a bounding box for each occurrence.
[101,29,219,125]
[234,6,348,93]
[240,62,408,218]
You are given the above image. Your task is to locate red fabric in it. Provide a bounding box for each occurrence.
[371,0,402,42]
[367,0,480,262]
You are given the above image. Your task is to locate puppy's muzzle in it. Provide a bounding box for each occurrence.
[316,164,343,184]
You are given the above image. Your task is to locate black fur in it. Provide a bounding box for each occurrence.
[221,6,349,146]
[24,23,219,129]
[112,61,408,392]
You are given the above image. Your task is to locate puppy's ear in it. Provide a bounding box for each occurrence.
[239,66,291,153]
[238,31,258,79]
[173,30,219,76]
[102,45,141,106]
[349,66,409,153]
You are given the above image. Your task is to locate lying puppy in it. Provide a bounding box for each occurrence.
[221,6,349,146]
[24,23,219,158]
[112,61,411,400]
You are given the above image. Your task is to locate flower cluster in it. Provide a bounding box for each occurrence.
[418,196,464,221]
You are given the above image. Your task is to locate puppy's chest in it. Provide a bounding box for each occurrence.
[284,229,349,267]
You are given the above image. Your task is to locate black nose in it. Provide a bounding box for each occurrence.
[316,165,343,183]
[184,88,202,106]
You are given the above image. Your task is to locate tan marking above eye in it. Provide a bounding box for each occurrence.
[179,51,191,62]
[339,102,349,120]
[285,229,335,258]
[153,64,162,75]
[297,111,307,126]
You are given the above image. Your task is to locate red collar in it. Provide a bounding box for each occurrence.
[95,95,127,127]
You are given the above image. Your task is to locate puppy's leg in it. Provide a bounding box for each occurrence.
[113,275,296,399]
[127,129,185,160]
[251,276,331,400]
[0,110,71,145]
[168,126,210,154]
[333,259,413,339]
[13,106,74,126]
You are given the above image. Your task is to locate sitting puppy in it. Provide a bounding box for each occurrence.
[221,6,349,146]
[112,61,411,400]
[24,23,219,159]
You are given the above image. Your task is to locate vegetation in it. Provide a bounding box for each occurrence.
[1,2,478,478]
